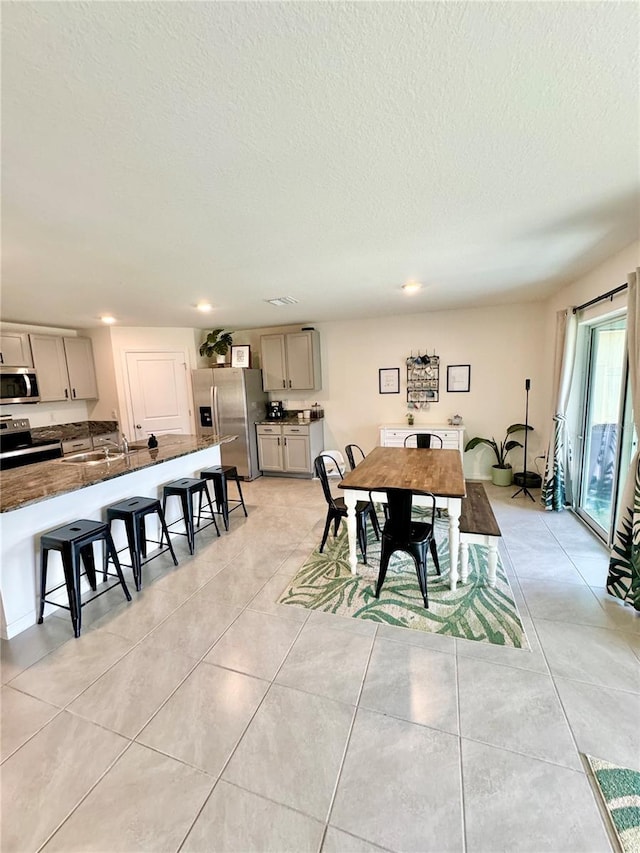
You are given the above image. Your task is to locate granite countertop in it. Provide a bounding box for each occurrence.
[255,415,324,425]
[1,433,236,513]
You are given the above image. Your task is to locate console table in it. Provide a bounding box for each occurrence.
[379,424,465,455]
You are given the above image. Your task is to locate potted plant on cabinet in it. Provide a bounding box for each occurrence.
[464,423,533,486]
[199,329,233,365]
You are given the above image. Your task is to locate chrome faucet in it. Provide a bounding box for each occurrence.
[100,435,128,455]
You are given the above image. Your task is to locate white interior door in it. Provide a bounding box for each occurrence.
[125,351,192,441]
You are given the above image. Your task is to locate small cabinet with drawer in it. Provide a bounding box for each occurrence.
[257,420,324,476]
[62,437,93,455]
[379,424,465,456]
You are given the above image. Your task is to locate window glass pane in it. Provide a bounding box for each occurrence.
[580,319,626,534]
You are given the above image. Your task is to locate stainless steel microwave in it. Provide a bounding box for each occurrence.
[0,366,40,404]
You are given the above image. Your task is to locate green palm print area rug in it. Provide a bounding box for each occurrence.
[587,756,640,853]
[279,521,529,648]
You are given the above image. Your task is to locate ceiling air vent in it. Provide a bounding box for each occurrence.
[264,296,299,307]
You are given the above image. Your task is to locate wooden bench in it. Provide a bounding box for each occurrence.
[459,480,501,587]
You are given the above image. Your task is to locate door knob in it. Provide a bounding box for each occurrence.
[136,424,142,429]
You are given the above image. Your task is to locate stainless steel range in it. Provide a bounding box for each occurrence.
[0,418,63,469]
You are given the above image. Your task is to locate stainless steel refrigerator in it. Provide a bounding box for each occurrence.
[192,368,267,480]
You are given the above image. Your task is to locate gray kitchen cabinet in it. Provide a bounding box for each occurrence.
[260,330,321,391]
[29,334,70,401]
[0,331,32,367]
[256,420,323,476]
[282,424,312,473]
[63,337,98,400]
[256,424,283,472]
[30,334,98,401]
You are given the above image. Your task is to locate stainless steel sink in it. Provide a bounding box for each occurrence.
[57,449,134,465]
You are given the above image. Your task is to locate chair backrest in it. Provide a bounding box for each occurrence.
[314,454,341,509]
[319,450,346,477]
[344,444,366,471]
[384,488,436,539]
[403,432,443,449]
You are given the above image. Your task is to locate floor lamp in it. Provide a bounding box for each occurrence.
[512,378,536,502]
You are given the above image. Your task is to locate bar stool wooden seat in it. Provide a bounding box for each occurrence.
[105,496,178,591]
[162,478,219,554]
[199,465,248,531]
[38,519,131,638]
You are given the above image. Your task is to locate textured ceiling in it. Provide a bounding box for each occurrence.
[1,1,638,330]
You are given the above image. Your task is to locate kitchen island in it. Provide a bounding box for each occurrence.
[0,433,235,638]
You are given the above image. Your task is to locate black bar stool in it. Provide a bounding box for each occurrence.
[105,496,179,591]
[199,465,248,531]
[38,519,131,638]
[162,478,219,554]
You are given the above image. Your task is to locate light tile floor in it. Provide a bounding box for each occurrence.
[1,477,639,852]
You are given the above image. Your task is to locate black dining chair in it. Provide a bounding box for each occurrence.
[344,444,366,471]
[345,443,390,522]
[314,454,380,563]
[403,433,443,449]
[374,488,440,608]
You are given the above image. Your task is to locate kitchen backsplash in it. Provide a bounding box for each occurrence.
[31,420,118,441]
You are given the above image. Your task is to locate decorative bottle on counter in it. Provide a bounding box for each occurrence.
[147,434,158,449]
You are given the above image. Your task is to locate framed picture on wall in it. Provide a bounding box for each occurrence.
[231,345,251,368]
[379,367,400,394]
[447,364,471,392]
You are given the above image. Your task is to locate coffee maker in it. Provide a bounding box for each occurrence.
[267,400,285,420]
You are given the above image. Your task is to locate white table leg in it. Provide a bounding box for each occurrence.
[448,497,461,591]
[343,489,358,575]
[460,540,469,584]
[487,541,498,587]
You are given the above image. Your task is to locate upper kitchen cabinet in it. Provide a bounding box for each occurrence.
[63,337,98,399]
[30,334,98,401]
[260,330,321,391]
[0,331,33,367]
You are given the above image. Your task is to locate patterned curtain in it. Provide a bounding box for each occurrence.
[607,269,639,610]
[542,308,578,511]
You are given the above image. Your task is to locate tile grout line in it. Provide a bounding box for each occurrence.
[320,624,379,847]
[31,529,310,851]
[174,587,311,852]
[455,645,468,853]
[35,738,137,853]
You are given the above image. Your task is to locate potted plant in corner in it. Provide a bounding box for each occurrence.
[199,329,233,365]
[464,423,533,486]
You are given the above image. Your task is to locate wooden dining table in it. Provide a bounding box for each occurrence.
[337,446,467,590]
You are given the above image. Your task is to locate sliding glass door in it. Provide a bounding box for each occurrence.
[576,317,629,542]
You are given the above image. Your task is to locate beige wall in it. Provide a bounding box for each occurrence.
[86,326,119,422]
[231,241,637,480]
[107,326,199,439]
[233,305,548,479]
[4,241,636,473]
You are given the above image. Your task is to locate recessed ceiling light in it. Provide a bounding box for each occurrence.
[402,281,422,294]
[101,315,116,324]
[196,302,212,313]
[264,296,299,306]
